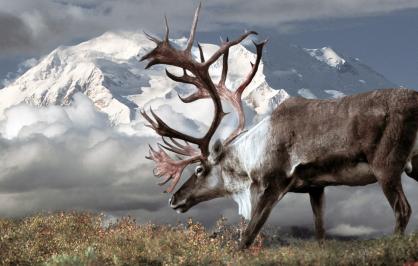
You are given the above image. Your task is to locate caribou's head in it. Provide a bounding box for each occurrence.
[169,140,225,213]
[140,3,265,213]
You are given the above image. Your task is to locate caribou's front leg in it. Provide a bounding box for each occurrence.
[238,178,296,250]
[238,186,278,250]
[309,187,325,240]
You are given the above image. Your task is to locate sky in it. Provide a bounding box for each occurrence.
[1,0,418,87]
[0,0,418,236]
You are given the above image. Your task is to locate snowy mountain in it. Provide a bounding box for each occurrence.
[0,31,396,130]
[0,32,287,131]
[263,41,396,99]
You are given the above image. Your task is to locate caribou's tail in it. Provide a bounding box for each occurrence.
[405,155,418,182]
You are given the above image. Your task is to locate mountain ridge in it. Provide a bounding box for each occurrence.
[0,31,396,131]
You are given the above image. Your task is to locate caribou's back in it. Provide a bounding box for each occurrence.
[268,88,418,179]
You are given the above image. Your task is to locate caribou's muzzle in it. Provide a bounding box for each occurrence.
[169,195,189,213]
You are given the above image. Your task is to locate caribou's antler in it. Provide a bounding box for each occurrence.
[197,39,267,144]
[146,145,200,193]
[141,3,262,192]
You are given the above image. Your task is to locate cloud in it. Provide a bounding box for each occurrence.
[324,90,346,99]
[0,94,417,232]
[0,94,158,214]
[0,93,240,225]
[1,0,418,56]
[206,0,418,27]
[328,224,377,236]
[298,88,317,99]
[0,12,34,54]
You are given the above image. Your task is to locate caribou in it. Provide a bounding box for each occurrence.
[140,5,418,249]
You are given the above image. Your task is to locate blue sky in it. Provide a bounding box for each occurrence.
[0,0,417,88]
[280,8,418,88]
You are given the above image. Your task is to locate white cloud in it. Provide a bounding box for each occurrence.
[0,94,157,213]
[0,95,417,232]
[329,224,377,236]
[0,93,241,225]
[1,0,418,56]
[298,88,317,99]
[324,90,345,99]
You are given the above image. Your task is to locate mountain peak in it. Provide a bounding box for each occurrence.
[0,31,396,127]
[304,47,346,68]
[0,31,285,126]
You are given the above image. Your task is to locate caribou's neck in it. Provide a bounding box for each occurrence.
[229,116,272,176]
[221,116,272,219]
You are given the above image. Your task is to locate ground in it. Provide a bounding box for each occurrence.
[0,212,417,265]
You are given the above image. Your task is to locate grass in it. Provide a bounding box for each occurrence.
[0,212,417,265]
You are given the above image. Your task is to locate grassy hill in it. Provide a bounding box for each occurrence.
[0,212,417,265]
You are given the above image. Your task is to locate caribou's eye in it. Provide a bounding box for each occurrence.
[195,165,204,176]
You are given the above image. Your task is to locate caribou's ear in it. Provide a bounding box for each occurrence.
[211,139,224,163]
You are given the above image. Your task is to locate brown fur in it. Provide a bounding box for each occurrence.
[171,88,418,250]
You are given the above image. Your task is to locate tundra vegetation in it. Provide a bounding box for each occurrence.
[0,211,417,265]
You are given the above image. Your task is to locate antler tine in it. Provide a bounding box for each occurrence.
[149,108,202,144]
[146,144,201,193]
[197,43,205,63]
[145,144,156,160]
[158,174,173,186]
[160,137,200,156]
[204,31,257,67]
[143,107,203,146]
[164,15,169,42]
[236,39,267,96]
[165,67,212,104]
[223,40,267,145]
[143,31,161,44]
[158,142,184,156]
[170,137,189,149]
[218,37,229,86]
[140,109,158,129]
[165,68,200,86]
[185,2,201,53]
[173,138,200,156]
[177,89,209,103]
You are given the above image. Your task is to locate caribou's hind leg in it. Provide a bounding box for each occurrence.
[309,187,325,240]
[378,177,411,234]
[370,116,415,234]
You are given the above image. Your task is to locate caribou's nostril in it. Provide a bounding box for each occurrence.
[169,196,175,207]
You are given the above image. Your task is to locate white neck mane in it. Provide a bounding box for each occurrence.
[231,116,271,173]
[226,116,271,220]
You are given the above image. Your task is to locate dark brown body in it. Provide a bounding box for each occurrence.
[233,88,418,248]
[170,89,418,249]
[270,88,418,178]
